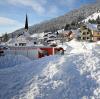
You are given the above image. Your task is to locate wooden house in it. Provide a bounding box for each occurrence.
[92,31,100,41]
[79,25,93,41]
[59,30,75,42]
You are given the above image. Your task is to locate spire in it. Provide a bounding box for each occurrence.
[25,14,28,30]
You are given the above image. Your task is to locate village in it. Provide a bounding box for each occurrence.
[0,1,100,98]
[0,11,100,59]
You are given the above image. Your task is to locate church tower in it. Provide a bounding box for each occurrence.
[25,14,28,31]
[24,14,30,37]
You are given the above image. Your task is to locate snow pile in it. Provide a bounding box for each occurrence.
[57,44,72,51]
[64,39,95,54]
[0,43,100,99]
[0,55,31,69]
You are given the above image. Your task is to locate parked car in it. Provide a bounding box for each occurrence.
[0,45,9,56]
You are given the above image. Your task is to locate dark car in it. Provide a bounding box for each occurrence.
[0,45,9,56]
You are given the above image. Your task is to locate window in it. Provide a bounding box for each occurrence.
[87,32,89,35]
[97,38,100,40]
[83,37,86,40]
[83,32,86,35]
[19,43,26,46]
[34,42,37,44]
[15,44,17,46]
[87,37,89,39]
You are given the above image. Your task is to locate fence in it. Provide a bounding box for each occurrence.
[4,46,39,60]
[4,46,64,60]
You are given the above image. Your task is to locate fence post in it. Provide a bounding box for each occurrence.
[27,49,28,57]
[52,47,55,55]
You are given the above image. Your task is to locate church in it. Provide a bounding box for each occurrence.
[7,14,38,46]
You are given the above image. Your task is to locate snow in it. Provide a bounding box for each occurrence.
[84,12,100,22]
[7,36,35,46]
[59,39,95,54]
[86,23,97,30]
[31,32,44,38]
[31,34,38,38]
[0,40,100,99]
[0,55,31,69]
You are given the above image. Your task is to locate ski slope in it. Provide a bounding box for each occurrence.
[0,40,100,99]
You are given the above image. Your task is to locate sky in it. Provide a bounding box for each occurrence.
[0,0,96,36]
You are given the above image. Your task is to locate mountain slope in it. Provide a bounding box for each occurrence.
[11,2,100,36]
[84,11,100,22]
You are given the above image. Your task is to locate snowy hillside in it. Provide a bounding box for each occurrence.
[84,12,100,22]
[0,40,100,99]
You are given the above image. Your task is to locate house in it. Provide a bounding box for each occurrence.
[92,31,100,41]
[80,29,92,41]
[43,31,58,46]
[58,30,74,42]
[7,35,37,46]
[86,23,100,42]
[92,23,100,41]
[78,23,100,42]
[79,24,93,41]
[65,31,75,41]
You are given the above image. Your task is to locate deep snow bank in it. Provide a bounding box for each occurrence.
[0,40,100,99]
[58,39,96,54]
[65,39,96,54]
[0,55,31,69]
[0,47,100,99]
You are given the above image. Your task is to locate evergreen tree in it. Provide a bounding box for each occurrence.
[77,15,85,22]
[70,21,78,29]
[3,33,9,42]
[64,24,71,30]
[96,15,100,24]
[88,19,96,24]
[88,19,92,23]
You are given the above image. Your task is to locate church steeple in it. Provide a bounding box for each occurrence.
[25,14,28,30]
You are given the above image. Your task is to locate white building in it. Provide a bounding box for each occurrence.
[7,14,38,46]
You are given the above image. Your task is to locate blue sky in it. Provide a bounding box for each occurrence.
[0,0,96,35]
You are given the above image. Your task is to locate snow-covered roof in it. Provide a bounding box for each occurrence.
[7,38,17,44]
[57,29,64,33]
[48,35,56,38]
[31,34,38,38]
[47,39,54,42]
[6,35,36,46]
[31,33,44,38]
[86,23,97,30]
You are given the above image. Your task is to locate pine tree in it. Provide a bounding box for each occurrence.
[88,19,96,24]
[96,15,100,24]
[3,33,9,42]
[64,24,70,30]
